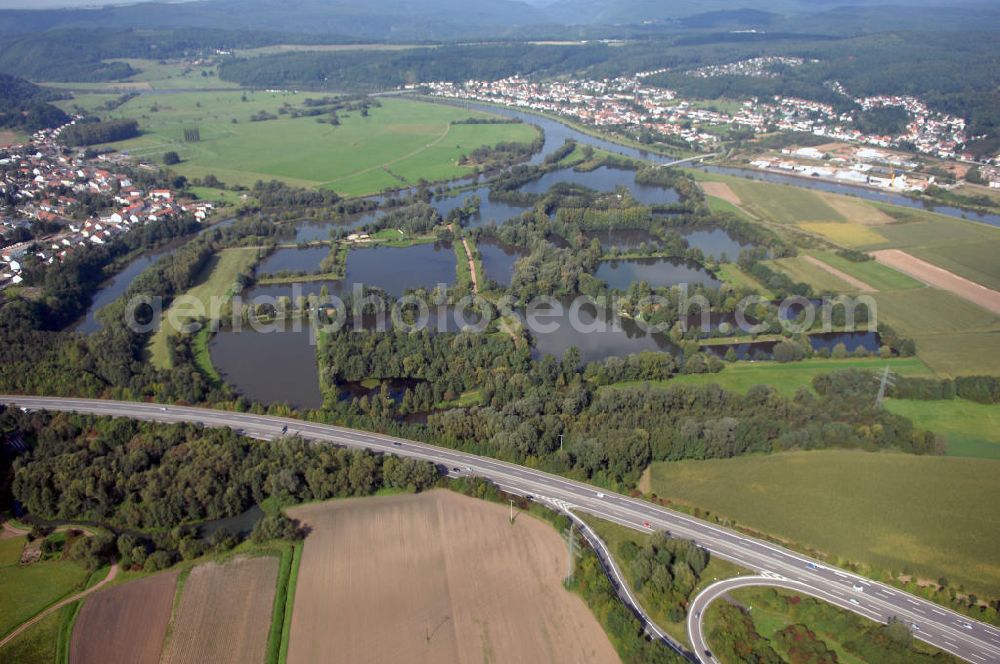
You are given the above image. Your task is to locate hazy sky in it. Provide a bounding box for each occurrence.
[0,0,172,8]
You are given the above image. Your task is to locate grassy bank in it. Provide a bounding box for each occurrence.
[148,246,260,369]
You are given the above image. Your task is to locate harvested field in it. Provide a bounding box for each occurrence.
[797,221,887,247]
[819,193,894,225]
[161,556,278,664]
[872,249,1000,315]
[701,181,740,205]
[286,490,618,664]
[70,570,177,664]
[802,255,875,291]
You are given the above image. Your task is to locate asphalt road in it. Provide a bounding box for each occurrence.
[4,395,999,664]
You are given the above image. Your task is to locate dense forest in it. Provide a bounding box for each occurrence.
[3,408,438,569]
[0,72,69,132]
[60,118,140,146]
[218,43,613,91]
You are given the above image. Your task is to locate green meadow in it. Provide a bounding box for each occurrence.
[603,356,931,398]
[58,92,537,197]
[885,398,1000,459]
[645,449,1000,600]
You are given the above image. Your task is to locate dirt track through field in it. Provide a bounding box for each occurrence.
[69,569,173,664]
[161,556,278,664]
[871,249,1000,315]
[0,563,119,652]
[286,490,618,664]
[802,255,876,292]
[702,181,741,205]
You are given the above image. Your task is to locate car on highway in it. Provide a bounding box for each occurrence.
[643,521,651,528]
[959,621,973,630]
[849,598,860,605]
[704,650,713,659]
[806,562,818,570]
[852,583,864,592]
[911,623,920,631]
[393,442,401,446]
[596,492,605,498]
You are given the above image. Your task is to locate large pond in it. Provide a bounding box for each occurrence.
[478,238,527,288]
[595,257,722,291]
[210,325,324,409]
[258,246,330,275]
[519,165,680,206]
[682,227,754,260]
[293,186,531,242]
[249,242,456,300]
[522,300,679,365]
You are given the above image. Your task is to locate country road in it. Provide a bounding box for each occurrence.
[3,395,999,664]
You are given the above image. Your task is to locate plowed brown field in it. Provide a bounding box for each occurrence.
[286,490,618,664]
[160,556,279,664]
[69,570,177,664]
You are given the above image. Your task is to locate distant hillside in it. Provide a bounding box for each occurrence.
[0,0,994,39]
[0,72,68,132]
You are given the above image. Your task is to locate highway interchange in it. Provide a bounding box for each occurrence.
[3,395,999,664]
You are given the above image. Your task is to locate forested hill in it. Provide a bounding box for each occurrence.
[0,0,994,39]
[0,73,68,133]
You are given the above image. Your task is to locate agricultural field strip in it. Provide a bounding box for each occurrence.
[802,255,876,292]
[872,249,1000,316]
[3,396,997,664]
[286,493,617,663]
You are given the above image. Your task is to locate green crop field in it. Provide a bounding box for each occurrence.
[721,177,845,225]
[908,330,1000,378]
[908,239,1000,291]
[61,92,537,196]
[870,289,1000,376]
[604,356,931,398]
[149,247,261,369]
[797,221,888,247]
[766,255,855,292]
[874,288,1000,335]
[885,398,1000,460]
[809,251,923,291]
[646,449,1000,600]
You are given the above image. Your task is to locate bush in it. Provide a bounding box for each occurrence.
[250,514,303,544]
[163,151,180,165]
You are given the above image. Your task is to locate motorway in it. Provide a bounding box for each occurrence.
[4,396,999,664]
